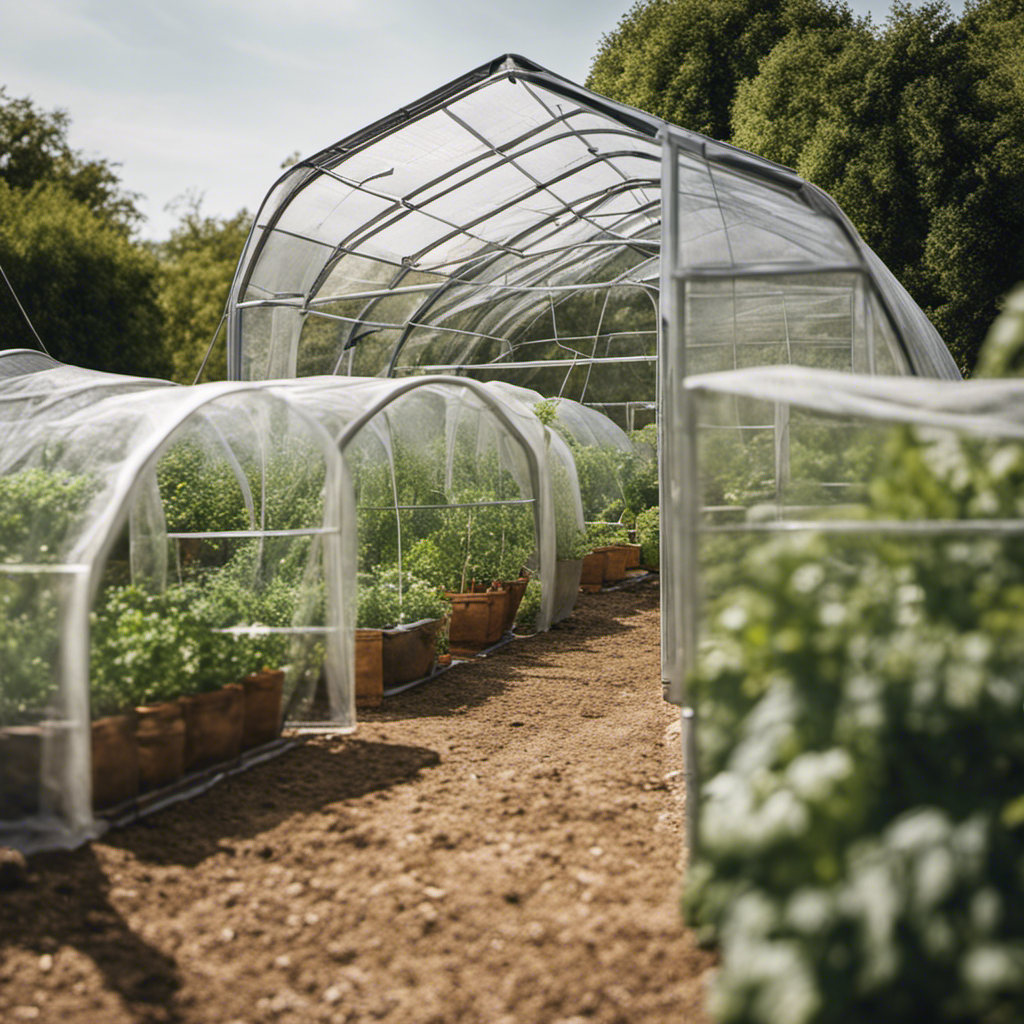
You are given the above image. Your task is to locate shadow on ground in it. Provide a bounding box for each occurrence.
[1,846,184,1023]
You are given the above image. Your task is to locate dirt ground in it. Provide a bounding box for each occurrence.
[0,578,716,1024]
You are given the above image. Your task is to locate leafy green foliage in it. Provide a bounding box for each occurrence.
[355,569,447,629]
[974,283,1024,379]
[515,577,543,631]
[635,505,660,567]
[0,86,143,233]
[89,575,300,716]
[0,180,168,377]
[0,578,60,725]
[687,419,1024,1022]
[156,195,252,383]
[0,468,97,564]
[588,0,855,141]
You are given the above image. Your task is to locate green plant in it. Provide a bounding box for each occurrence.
[635,505,659,567]
[0,467,97,564]
[685,420,1024,1024]
[0,578,61,725]
[514,578,543,631]
[356,569,447,629]
[585,521,629,547]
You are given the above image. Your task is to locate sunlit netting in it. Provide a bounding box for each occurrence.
[226,54,959,426]
[0,363,352,851]
[0,348,64,379]
[257,375,585,631]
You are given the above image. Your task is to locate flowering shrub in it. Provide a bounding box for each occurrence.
[687,423,1024,1023]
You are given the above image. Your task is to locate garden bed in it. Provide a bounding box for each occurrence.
[0,581,715,1024]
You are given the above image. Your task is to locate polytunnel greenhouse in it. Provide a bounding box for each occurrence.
[0,361,353,851]
[222,53,961,700]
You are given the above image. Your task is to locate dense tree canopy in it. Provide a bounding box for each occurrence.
[589,0,1024,373]
[0,89,168,376]
[0,180,168,376]
[157,195,252,384]
[0,87,143,234]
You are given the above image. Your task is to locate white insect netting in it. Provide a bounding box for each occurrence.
[258,375,586,633]
[0,363,353,851]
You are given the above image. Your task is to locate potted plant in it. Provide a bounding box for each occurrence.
[635,505,660,571]
[91,584,190,793]
[1,470,96,815]
[0,581,64,818]
[355,569,447,705]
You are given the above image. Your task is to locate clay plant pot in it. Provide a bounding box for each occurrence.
[0,725,44,818]
[446,588,508,657]
[135,701,186,793]
[240,670,285,750]
[355,629,385,708]
[579,550,606,593]
[180,684,244,772]
[500,577,529,632]
[595,545,630,583]
[382,619,440,687]
[91,712,139,809]
[622,544,642,570]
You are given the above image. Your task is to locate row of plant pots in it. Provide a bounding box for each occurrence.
[90,669,285,810]
[355,575,531,706]
[579,542,643,592]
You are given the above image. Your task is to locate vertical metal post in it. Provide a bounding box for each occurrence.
[658,130,683,702]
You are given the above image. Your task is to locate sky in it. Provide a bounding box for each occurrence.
[2,0,967,242]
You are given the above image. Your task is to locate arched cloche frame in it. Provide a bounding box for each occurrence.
[0,365,352,851]
[259,374,582,632]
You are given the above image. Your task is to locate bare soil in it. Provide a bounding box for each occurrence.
[0,579,715,1024]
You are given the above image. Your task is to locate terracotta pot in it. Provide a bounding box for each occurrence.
[0,725,43,818]
[501,577,529,632]
[446,588,508,657]
[552,559,583,623]
[240,670,285,750]
[437,653,452,668]
[91,713,139,809]
[180,684,244,772]
[579,550,606,592]
[382,619,440,687]
[135,701,186,792]
[355,629,384,708]
[595,545,630,583]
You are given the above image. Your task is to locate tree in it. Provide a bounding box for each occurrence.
[0,87,143,234]
[157,195,252,383]
[0,180,167,377]
[730,0,1024,372]
[587,0,856,141]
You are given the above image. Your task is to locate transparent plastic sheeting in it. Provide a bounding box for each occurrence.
[257,375,586,630]
[0,364,352,850]
[226,56,958,425]
[670,364,1024,846]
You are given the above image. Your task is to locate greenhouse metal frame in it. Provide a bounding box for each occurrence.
[224,53,961,709]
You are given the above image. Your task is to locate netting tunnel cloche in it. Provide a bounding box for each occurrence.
[0,359,354,852]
